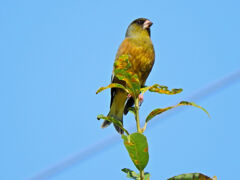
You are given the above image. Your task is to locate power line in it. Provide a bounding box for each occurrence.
[26,69,240,180]
[186,69,240,102]
[26,135,120,180]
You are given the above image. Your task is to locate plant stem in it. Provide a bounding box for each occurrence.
[140,170,144,180]
[134,96,145,180]
[134,97,141,133]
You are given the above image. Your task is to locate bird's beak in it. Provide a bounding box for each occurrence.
[143,20,153,29]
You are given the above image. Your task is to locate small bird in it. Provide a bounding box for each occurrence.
[102,18,155,134]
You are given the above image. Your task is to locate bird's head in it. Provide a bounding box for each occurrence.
[125,18,153,38]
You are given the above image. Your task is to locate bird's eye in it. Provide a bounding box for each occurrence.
[137,20,143,24]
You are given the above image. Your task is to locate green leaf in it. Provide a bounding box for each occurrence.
[144,173,150,180]
[141,84,182,95]
[122,168,139,179]
[128,107,136,115]
[114,55,141,99]
[96,83,129,94]
[145,107,173,123]
[122,133,149,171]
[167,173,217,180]
[179,101,210,118]
[96,55,141,99]
[122,168,150,180]
[97,114,129,135]
[145,101,210,123]
[114,54,132,70]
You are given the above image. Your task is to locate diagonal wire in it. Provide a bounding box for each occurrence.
[26,69,240,180]
[26,134,120,180]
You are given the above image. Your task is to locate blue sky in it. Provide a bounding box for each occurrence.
[1,0,240,179]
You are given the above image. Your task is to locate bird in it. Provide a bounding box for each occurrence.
[101,18,155,134]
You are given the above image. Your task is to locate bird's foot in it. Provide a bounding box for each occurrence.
[127,94,132,99]
[139,94,144,106]
[127,94,144,106]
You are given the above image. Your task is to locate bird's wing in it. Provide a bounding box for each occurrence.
[110,74,115,107]
[111,37,154,113]
[110,38,135,108]
[115,38,136,60]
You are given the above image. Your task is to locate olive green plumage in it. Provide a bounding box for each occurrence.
[102,18,155,134]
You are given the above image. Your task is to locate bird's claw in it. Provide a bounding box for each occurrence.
[139,94,144,106]
[127,94,144,106]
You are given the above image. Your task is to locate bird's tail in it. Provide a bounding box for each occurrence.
[101,91,126,134]
[101,107,124,134]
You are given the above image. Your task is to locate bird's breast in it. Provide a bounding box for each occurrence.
[130,44,155,85]
[115,37,155,85]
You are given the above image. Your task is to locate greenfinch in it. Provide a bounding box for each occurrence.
[102,18,155,134]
